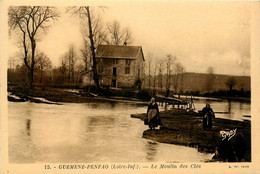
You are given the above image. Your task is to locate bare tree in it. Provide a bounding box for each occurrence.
[60,44,78,86]
[122,27,132,45]
[80,11,107,48]
[179,65,185,93]
[226,77,237,92]
[8,56,19,72]
[148,60,152,91]
[81,42,91,73]
[67,6,103,91]
[35,52,52,84]
[74,63,85,87]
[79,9,107,90]
[146,53,153,91]
[8,6,59,90]
[173,62,184,94]
[153,61,158,93]
[158,58,164,92]
[165,54,175,91]
[104,20,133,45]
[60,59,67,83]
[68,45,76,84]
[205,66,215,92]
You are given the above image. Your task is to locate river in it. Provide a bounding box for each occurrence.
[8,99,250,163]
[194,99,250,121]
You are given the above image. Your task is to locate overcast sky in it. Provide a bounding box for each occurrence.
[8,1,251,76]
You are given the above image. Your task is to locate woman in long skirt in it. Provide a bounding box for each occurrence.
[147,97,160,129]
[202,103,215,129]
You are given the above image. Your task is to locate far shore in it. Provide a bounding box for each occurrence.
[8,85,250,104]
[7,87,149,105]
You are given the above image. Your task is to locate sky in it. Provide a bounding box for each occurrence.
[8,1,252,76]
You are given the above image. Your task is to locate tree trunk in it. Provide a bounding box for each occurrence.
[68,54,71,82]
[175,74,179,94]
[40,65,43,84]
[29,68,34,90]
[86,6,100,91]
[148,63,151,91]
[22,31,30,92]
[30,38,36,90]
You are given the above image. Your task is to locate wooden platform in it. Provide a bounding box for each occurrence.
[156,95,195,110]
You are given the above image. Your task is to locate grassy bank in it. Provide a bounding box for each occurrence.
[8,86,151,105]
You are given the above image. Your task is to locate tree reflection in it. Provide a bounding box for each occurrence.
[89,102,117,109]
[145,141,159,161]
[26,119,31,136]
[239,102,243,110]
[227,101,232,117]
[86,116,116,132]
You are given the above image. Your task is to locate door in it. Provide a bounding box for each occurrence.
[112,80,116,87]
[113,67,117,76]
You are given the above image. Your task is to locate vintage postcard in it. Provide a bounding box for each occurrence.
[1,0,260,173]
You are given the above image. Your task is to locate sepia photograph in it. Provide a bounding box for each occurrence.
[1,0,260,173]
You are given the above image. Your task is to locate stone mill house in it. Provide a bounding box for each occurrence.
[83,44,145,88]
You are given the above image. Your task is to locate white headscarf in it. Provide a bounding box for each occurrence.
[150,97,156,104]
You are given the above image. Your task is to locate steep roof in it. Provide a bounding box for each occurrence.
[96,44,144,60]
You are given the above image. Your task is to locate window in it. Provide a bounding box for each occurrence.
[113,59,118,64]
[103,59,109,64]
[125,59,130,66]
[98,66,103,73]
[113,67,117,76]
[125,67,130,74]
[125,59,131,74]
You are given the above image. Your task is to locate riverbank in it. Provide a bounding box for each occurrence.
[131,108,251,162]
[8,87,149,105]
[174,94,250,103]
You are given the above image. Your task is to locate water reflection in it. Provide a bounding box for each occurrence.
[88,102,117,109]
[145,141,159,161]
[227,101,232,118]
[239,102,243,110]
[88,116,116,127]
[195,99,250,121]
[26,119,31,136]
[86,116,116,132]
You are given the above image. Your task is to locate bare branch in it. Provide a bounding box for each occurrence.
[9,6,59,89]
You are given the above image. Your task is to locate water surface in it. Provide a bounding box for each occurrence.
[9,101,215,163]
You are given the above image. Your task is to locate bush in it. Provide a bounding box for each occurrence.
[138,90,151,100]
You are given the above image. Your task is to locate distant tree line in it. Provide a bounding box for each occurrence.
[142,60,250,98]
[144,53,185,96]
